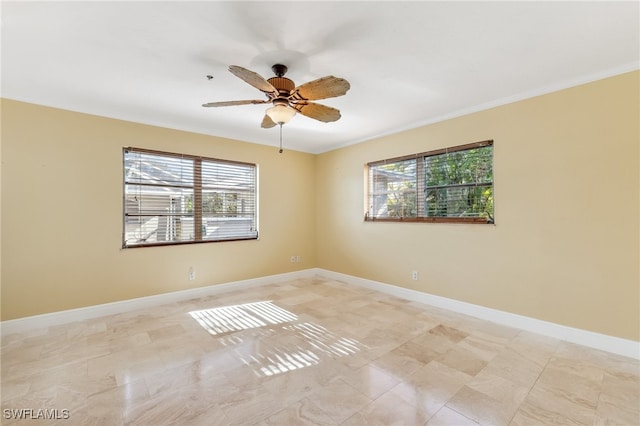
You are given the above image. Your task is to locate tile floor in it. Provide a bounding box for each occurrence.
[1,276,639,425]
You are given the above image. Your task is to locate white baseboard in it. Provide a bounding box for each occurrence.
[3,267,637,360]
[315,269,640,360]
[0,269,317,336]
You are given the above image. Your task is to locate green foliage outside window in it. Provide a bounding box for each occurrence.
[424,147,493,220]
[203,192,238,217]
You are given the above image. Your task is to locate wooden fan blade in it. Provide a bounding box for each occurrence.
[295,102,341,122]
[261,114,277,128]
[292,76,350,101]
[202,99,268,107]
[229,65,278,95]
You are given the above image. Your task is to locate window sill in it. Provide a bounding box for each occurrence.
[364,216,493,224]
[122,236,259,249]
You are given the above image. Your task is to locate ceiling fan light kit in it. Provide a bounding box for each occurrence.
[202,63,350,152]
[266,99,296,125]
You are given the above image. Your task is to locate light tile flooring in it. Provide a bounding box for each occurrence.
[1,277,639,425]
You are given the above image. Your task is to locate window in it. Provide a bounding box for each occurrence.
[123,148,258,248]
[366,140,494,223]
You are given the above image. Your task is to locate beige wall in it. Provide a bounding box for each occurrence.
[316,71,639,341]
[1,100,316,320]
[2,71,638,343]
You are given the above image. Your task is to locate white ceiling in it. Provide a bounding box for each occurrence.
[2,1,638,154]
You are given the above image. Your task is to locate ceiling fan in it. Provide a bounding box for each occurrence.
[202,64,350,128]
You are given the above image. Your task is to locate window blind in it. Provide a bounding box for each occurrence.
[366,140,494,223]
[123,148,258,248]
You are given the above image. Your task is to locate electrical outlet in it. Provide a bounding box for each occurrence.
[290,256,296,263]
[411,271,419,281]
[189,267,196,281]
[296,256,301,263]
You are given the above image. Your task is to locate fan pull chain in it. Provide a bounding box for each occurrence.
[278,123,284,154]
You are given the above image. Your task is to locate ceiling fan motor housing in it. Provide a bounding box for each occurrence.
[268,64,295,96]
[267,76,295,95]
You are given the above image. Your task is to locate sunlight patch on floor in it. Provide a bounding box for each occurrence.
[190,301,364,377]
[189,300,297,336]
